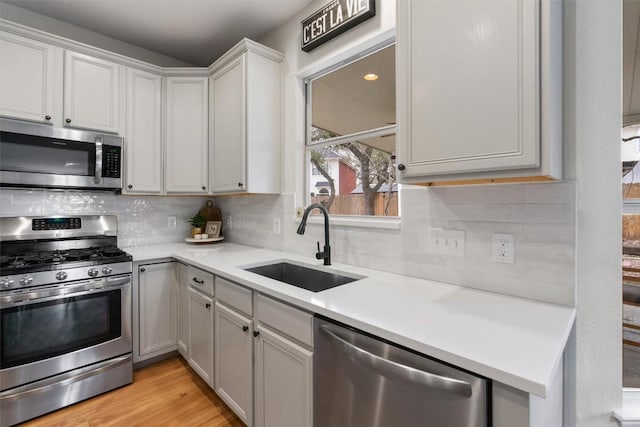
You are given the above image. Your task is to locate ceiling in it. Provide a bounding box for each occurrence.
[1,0,314,66]
[312,45,396,153]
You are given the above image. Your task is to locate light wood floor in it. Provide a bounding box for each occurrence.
[23,356,244,427]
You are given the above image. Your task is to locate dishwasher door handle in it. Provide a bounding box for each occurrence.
[320,325,472,397]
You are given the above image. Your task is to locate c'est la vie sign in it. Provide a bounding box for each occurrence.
[301,0,375,52]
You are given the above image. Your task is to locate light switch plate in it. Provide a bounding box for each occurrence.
[167,216,177,229]
[428,229,465,257]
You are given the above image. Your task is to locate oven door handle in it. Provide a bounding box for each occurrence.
[1,276,130,305]
[0,355,131,402]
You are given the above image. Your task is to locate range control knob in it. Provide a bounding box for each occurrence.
[1,279,15,289]
[55,272,68,281]
[88,268,99,278]
[20,276,34,285]
[102,266,113,275]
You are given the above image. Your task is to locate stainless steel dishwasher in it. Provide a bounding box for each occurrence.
[314,316,490,427]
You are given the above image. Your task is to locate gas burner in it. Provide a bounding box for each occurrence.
[0,255,14,268]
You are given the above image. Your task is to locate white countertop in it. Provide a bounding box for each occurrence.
[124,242,575,398]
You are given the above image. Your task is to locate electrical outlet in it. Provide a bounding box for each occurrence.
[427,229,465,257]
[272,217,281,234]
[492,233,515,264]
[167,216,177,229]
[296,207,305,218]
[226,216,233,230]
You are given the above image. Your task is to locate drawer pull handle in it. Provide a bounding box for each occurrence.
[192,277,204,284]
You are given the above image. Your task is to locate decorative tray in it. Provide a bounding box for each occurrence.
[184,236,225,244]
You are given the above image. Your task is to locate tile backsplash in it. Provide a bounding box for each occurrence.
[0,189,209,248]
[0,183,576,306]
[216,182,576,306]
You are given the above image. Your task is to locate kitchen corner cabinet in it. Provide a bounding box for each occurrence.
[188,287,214,385]
[0,31,61,124]
[137,262,178,361]
[209,41,283,194]
[164,77,209,193]
[64,50,122,134]
[124,67,163,194]
[177,263,189,358]
[396,0,562,184]
[214,301,253,425]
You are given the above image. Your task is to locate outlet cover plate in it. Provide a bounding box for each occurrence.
[492,233,515,264]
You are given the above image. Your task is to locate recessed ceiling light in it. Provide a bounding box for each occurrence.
[363,73,378,81]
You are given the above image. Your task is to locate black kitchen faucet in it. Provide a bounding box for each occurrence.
[296,203,331,266]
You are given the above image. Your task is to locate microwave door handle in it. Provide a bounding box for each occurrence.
[94,136,103,184]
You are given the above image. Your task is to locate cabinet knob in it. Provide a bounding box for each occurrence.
[238,182,243,187]
[205,303,211,309]
[253,331,260,338]
[45,115,51,120]
[65,118,71,123]
[397,164,406,171]
[242,326,249,332]
[128,184,133,189]
[202,186,206,191]
[140,267,146,272]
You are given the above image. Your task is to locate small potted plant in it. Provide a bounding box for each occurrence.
[189,212,207,237]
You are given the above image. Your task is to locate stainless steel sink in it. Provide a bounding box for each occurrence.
[243,262,363,292]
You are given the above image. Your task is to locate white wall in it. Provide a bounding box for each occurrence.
[0,2,192,67]
[564,0,622,425]
[0,189,209,248]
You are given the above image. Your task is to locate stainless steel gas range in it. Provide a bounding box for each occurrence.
[0,215,133,426]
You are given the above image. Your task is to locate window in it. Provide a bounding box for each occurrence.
[622,124,640,389]
[305,43,397,217]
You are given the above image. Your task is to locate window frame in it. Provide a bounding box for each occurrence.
[303,39,399,224]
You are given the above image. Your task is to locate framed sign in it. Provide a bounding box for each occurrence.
[205,221,222,238]
[301,0,376,52]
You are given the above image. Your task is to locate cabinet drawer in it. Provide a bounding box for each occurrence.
[624,303,640,326]
[215,276,252,315]
[255,294,313,348]
[188,266,214,296]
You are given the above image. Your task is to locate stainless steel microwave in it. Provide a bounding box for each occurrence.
[0,118,123,191]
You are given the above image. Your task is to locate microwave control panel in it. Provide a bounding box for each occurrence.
[102,145,121,178]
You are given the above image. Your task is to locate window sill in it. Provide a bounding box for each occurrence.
[296,215,401,230]
[613,388,640,426]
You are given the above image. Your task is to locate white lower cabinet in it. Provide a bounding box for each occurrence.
[137,262,177,361]
[188,287,214,385]
[177,263,189,358]
[254,324,313,427]
[214,301,253,425]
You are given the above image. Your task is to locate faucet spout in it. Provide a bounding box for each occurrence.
[296,203,331,265]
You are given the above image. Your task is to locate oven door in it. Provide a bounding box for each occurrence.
[0,275,131,391]
[0,119,122,190]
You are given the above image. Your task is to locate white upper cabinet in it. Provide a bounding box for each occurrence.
[64,50,122,134]
[396,0,562,184]
[125,67,163,194]
[0,31,61,124]
[164,77,209,193]
[210,40,283,194]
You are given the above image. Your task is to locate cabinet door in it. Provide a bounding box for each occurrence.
[0,32,60,123]
[165,77,209,193]
[188,288,214,385]
[254,325,313,427]
[177,263,189,358]
[125,68,162,193]
[396,0,539,178]
[210,56,246,193]
[64,50,121,133]
[139,262,177,358]
[214,301,253,425]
